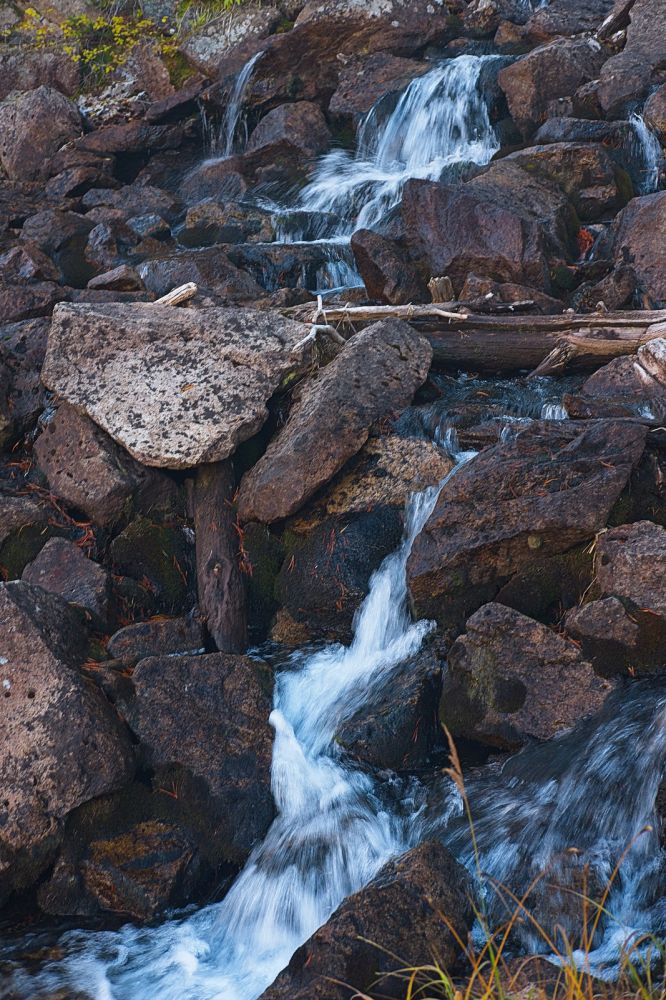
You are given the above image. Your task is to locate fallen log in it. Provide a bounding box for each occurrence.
[285,303,666,374]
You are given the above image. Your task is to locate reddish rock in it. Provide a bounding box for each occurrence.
[0,581,134,903]
[0,317,50,441]
[81,184,183,224]
[0,48,80,101]
[598,0,666,117]
[0,494,53,579]
[180,201,274,248]
[127,653,274,863]
[407,420,647,628]
[497,38,604,136]
[260,840,473,1000]
[0,86,82,182]
[0,280,67,323]
[246,101,331,164]
[20,208,95,287]
[351,228,426,304]
[329,53,429,120]
[73,121,184,157]
[22,538,111,630]
[440,603,614,749]
[0,243,60,284]
[238,319,432,523]
[609,192,666,306]
[565,596,645,676]
[87,264,145,292]
[644,83,666,143]
[137,248,262,302]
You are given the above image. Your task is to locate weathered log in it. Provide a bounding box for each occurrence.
[193,461,246,654]
[428,276,455,303]
[155,282,198,306]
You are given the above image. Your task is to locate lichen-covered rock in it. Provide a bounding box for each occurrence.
[0,581,134,903]
[126,653,274,863]
[41,303,315,469]
[238,320,432,523]
[440,603,614,749]
[22,538,111,630]
[0,86,82,181]
[260,840,473,1000]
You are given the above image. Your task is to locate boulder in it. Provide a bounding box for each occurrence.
[81,184,183,224]
[260,840,473,1000]
[351,228,426,304]
[440,603,614,749]
[329,53,429,122]
[72,121,184,157]
[41,303,315,469]
[20,209,95,287]
[0,581,134,903]
[407,420,647,628]
[22,538,111,630]
[180,156,249,204]
[87,264,145,292]
[0,243,61,284]
[109,517,195,615]
[502,143,632,221]
[497,38,605,137]
[180,5,282,75]
[565,351,666,420]
[0,317,50,443]
[0,86,82,181]
[608,192,666,306]
[33,403,147,527]
[564,596,654,675]
[336,643,443,770]
[126,653,274,863]
[644,83,666,144]
[137,248,262,302]
[0,48,80,101]
[238,319,432,523]
[107,616,205,662]
[598,0,666,117]
[179,200,275,248]
[0,494,55,580]
[245,101,331,173]
[511,0,615,43]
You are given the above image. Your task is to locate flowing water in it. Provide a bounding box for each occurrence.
[630,113,663,195]
[203,52,264,160]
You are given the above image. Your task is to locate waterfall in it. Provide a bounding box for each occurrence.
[630,113,663,194]
[290,55,502,239]
[206,52,263,160]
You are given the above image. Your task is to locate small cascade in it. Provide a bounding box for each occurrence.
[206,52,263,160]
[630,112,663,194]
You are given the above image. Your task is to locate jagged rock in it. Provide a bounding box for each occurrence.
[224,241,343,293]
[107,616,205,662]
[336,644,443,770]
[565,596,646,675]
[608,192,666,306]
[0,278,66,325]
[497,38,604,137]
[502,143,632,221]
[534,117,633,145]
[72,121,184,157]
[86,264,144,292]
[81,185,183,224]
[260,840,473,1000]
[458,274,563,313]
[440,603,614,749]
[0,86,82,182]
[22,538,111,629]
[41,303,314,469]
[598,0,666,117]
[500,0,615,45]
[570,262,636,313]
[33,403,147,527]
[407,420,647,629]
[126,652,274,864]
[351,228,426,304]
[180,157,249,204]
[0,581,134,904]
[109,517,195,615]
[0,243,61,285]
[329,53,429,121]
[179,5,282,75]
[238,319,432,523]
[564,346,666,421]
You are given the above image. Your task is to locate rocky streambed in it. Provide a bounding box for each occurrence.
[0,0,665,997]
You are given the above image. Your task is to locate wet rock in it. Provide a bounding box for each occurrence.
[644,83,666,144]
[42,303,313,469]
[87,264,145,292]
[608,192,666,306]
[565,348,666,420]
[503,143,632,221]
[245,101,331,179]
[336,643,443,770]
[0,317,50,442]
[329,53,429,122]
[260,840,473,1000]
[20,209,95,287]
[180,156,249,204]
[0,580,134,903]
[441,603,614,749]
[107,616,205,662]
[109,517,194,615]
[126,652,274,863]
[238,319,432,523]
[598,0,666,117]
[407,420,647,629]
[351,228,426,304]
[534,116,633,146]
[497,38,604,137]
[137,247,262,302]
[33,403,146,528]
[0,48,80,102]
[22,538,111,630]
[179,200,275,248]
[0,86,82,182]
[224,240,345,293]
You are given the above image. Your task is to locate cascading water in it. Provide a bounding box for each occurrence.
[204,51,263,160]
[630,112,663,195]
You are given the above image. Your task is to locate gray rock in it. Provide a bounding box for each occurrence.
[238,319,432,522]
[41,303,315,469]
[108,616,205,661]
[22,538,111,629]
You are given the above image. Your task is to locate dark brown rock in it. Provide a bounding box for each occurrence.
[81,184,183,224]
[260,840,473,1000]
[644,83,666,144]
[0,280,67,323]
[127,652,274,863]
[73,121,184,157]
[238,319,432,523]
[180,200,274,248]
[0,580,134,903]
[87,264,144,292]
[108,616,205,662]
[20,209,95,287]
[351,228,426,304]
[109,517,195,615]
[329,53,429,121]
[0,48,80,102]
[137,248,262,303]
[246,101,331,164]
[441,602,614,749]
[407,420,647,628]
[564,596,645,675]
[608,192,666,306]
[0,86,82,182]
[498,38,605,137]
[0,317,50,442]
[22,538,111,629]
[0,243,61,284]
[33,403,146,528]
[598,0,666,117]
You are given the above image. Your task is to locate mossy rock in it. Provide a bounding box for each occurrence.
[109,516,195,614]
[242,521,285,642]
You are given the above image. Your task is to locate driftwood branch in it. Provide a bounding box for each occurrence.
[155,282,198,306]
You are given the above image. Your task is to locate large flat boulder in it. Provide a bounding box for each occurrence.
[260,840,473,1000]
[237,319,432,523]
[407,420,647,628]
[440,602,614,749]
[0,581,134,903]
[41,303,315,469]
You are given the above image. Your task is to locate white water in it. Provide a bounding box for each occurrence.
[2,451,474,1000]
[206,52,263,160]
[630,113,663,195]
[290,54,502,239]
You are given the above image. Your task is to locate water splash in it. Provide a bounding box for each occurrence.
[630,113,663,194]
